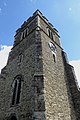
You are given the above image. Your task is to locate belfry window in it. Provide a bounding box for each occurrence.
[20,28,29,40]
[12,75,22,105]
[48,29,53,40]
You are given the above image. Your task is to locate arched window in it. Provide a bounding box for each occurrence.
[12,75,23,105]
[53,54,56,62]
[48,29,53,40]
[17,53,23,65]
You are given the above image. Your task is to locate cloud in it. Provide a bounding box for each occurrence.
[0,45,12,73]
[70,60,80,86]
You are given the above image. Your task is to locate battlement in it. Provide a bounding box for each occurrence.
[13,9,60,53]
[15,9,58,36]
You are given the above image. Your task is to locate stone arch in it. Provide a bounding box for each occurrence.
[10,116,17,120]
[11,74,23,105]
[9,113,17,120]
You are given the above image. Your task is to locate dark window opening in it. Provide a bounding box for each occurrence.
[48,29,53,40]
[53,54,56,62]
[48,29,51,37]
[12,75,22,106]
[22,32,25,39]
[37,87,41,94]
[21,28,29,40]
[16,79,21,104]
[12,80,17,105]
[25,28,29,37]
[11,116,17,120]
[50,31,53,40]
[21,32,24,40]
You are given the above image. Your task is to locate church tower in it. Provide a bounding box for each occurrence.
[0,10,80,120]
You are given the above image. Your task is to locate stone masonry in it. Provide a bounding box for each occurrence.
[0,10,79,120]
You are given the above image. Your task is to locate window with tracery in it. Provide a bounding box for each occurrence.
[11,75,23,105]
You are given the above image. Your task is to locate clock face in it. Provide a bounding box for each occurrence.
[48,42,56,53]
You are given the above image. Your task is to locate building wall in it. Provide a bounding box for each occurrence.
[0,10,79,120]
[62,51,80,120]
[40,29,76,120]
[0,30,36,120]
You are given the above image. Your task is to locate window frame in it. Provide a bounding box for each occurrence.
[11,75,23,106]
[20,27,29,40]
[48,29,53,40]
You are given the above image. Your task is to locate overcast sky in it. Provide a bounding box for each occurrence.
[0,0,80,85]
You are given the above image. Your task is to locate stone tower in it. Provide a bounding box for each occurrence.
[0,10,80,120]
